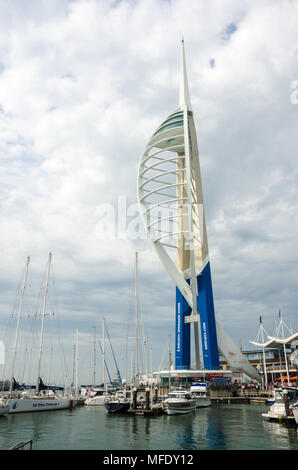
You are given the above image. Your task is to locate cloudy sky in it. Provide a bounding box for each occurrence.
[0,0,297,386]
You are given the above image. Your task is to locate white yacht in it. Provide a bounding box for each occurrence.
[85,389,108,406]
[8,394,76,414]
[262,387,297,421]
[162,390,196,415]
[190,382,211,408]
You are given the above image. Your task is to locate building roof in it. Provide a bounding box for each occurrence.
[250,332,298,349]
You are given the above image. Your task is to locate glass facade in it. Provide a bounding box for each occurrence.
[154,119,183,136]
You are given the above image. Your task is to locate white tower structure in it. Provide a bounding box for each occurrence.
[137,40,260,381]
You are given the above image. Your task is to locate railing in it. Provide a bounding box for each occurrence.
[9,440,33,450]
[265,364,296,373]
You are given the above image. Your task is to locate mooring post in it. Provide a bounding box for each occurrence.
[145,387,150,410]
[283,390,290,417]
[133,387,137,409]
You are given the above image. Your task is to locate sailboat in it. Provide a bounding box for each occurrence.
[104,389,130,414]
[7,253,76,414]
[85,318,122,406]
[85,320,109,406]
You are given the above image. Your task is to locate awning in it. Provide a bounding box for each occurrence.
[277,376,297,381]
[250,332,298,349]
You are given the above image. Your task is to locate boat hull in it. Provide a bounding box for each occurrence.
[163,401,196,415]
[8,398,76,414]
[0,405,9,416]
[190,384,211,408]
[262,403,286,421]
[262,412,283,421]
[85,396,106,406]
[194,397,211,408]
[104,402,130,413]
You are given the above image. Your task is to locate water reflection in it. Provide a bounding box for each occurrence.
[204,406,227,449]
[162,412,197,449]
[0,404,297,450]
[262,417,298,449]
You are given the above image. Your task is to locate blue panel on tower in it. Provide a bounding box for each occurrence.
[175,286,191,370]
[197,262,219,370]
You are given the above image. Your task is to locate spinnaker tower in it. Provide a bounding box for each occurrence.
[137,41,260,381]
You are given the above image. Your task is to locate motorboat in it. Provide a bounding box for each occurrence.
[190,382,211,408]
[262,386,297,421]
[262,389,286,420]
[85,389,108,406]
[104,390,130,414]
[0,398,9,416]
[162,390,196,415]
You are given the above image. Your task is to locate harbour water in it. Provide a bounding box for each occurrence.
[0,403,297,451]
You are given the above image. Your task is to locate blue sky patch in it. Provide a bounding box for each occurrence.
[221,22,237,41]
[209,58,216,69]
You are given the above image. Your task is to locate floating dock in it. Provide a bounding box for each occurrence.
[211,397,250,404]
[211,396,269,405]
[262,413,296,425]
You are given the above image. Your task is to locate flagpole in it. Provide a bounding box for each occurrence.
[260,316,268,390]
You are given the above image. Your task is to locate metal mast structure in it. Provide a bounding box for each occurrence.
[135,251,139,384]
[92,326,96,386]
[36,252,52,394]
[9,256,30,395]
[75,328,79,397]
[250,316,269,388]
[102,318,105,386]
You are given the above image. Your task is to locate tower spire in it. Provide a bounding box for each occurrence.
[179,38,192,110]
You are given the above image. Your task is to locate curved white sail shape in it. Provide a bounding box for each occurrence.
[137,41,260,382]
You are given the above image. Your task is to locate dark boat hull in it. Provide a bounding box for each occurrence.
[104,402,130,413]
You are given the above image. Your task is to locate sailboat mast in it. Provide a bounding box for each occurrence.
[260,317,268,389]
[135,252,139,384]
[10,256,30,395]
[150,347,153,407]
[36,252,52,394]
[75,328,79,396]
[279,310,290,385]
[130,351,133,385]
[72,344,75,389]
[102,317,105,387]
[93,326,96,386]
[105,320,122,384]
